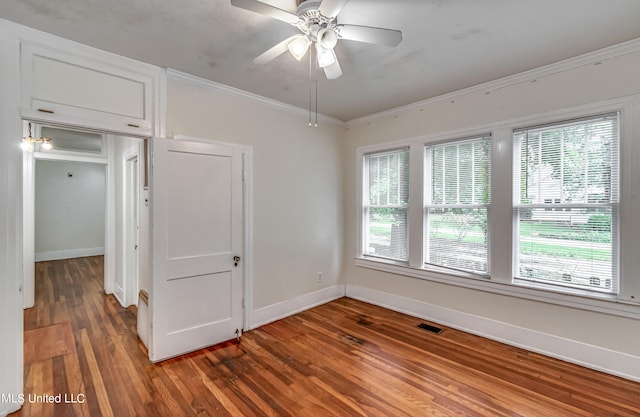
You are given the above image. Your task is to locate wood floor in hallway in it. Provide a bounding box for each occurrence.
[12,256,640,416]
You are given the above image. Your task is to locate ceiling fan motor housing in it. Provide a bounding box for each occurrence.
[294,0,337,41]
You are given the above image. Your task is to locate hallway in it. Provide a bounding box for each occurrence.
[20,256,148,416]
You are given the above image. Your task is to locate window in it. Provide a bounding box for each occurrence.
[356,101,637,316]
[513,113,619,293]
[39,126,104,155]
[425,136,491,274]
[363,148,409,261]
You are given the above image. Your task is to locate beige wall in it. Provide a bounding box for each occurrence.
[342,50,640,358]
[166,77,346,310]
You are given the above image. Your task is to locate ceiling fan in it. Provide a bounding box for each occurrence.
[230,0,403,79]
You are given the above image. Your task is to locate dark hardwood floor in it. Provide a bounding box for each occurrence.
[12,256,640,416]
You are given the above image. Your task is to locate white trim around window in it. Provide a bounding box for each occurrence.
[355,96,640,320]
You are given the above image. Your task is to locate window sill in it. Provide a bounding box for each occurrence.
[354,256,640,320]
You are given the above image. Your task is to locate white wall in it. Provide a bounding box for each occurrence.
[166,73,346,318]
[34,160,105,261]
[342,46,640,380]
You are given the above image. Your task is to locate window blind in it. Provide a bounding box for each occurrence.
[363,148,410,261]
[425,136,491,274]
[514,112,619,293]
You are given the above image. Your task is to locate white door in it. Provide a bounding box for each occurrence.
[150,137,243,362]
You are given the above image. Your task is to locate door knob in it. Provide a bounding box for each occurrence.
[233,256,241,267]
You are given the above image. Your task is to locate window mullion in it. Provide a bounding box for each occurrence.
[423,147,432,266]
[490,126,514,284]
[408,143,425,267]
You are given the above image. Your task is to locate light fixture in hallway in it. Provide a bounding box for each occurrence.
[22,122,52,152]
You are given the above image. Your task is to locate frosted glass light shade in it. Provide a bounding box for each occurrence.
[288,36,311,61]
[316,45,336,68]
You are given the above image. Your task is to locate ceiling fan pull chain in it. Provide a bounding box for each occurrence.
[315,56,319,128]
[308,42,313,127]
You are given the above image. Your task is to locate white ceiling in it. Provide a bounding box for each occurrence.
[2,0,640,121]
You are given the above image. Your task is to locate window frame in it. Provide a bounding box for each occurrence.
[512,113,620,294]
[362,147,410,262]
[423,135,492,276]
[354,97,640,320]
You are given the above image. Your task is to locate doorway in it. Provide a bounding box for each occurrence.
[22,125,251,364]
[22,122,146,311]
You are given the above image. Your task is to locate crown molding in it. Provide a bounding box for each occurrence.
[346,37,640,127]
[166,69,345,127]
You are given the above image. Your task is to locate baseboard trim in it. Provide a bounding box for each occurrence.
[346,284,640,383]
[250,285,345,330]
[35,247,104,262]
[114,284,125,308]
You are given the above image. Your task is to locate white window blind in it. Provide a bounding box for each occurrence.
[363,148,409,261]
[425,136,491,274]
[514,112,619,293]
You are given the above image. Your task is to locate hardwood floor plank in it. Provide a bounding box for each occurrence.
[12,256,640,417]
[202,346,299,417]
[78,328,114,417]
[192,357,247,417]
[24,322,75,364]
[150,374,191,417]
[194,351,282,417]
[61,354,90,417]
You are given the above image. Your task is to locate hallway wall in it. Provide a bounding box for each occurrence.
[34,159,105,261]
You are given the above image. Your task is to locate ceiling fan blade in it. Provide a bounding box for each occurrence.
[254,35,300,65]
[323,56,342,80]
[319,0,350,19]
[338,24,402,46]
[230,0,299,24]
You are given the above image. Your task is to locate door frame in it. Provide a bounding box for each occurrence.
[122,149,140,307]
[173,135,254,331]
[22,124,149,309]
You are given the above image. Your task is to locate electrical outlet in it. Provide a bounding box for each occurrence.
[317,272,323,283]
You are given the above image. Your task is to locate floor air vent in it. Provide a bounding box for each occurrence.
[418,323,444,334]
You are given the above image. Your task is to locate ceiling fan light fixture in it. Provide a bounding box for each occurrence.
[287,35,311,61]
[318,28,338,49]
[316,44,336,68]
